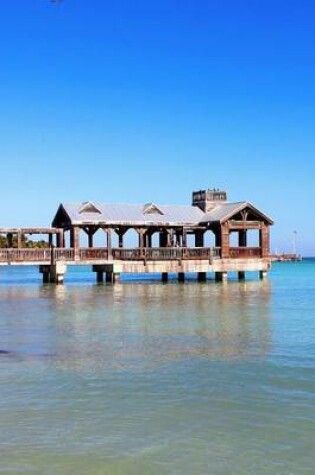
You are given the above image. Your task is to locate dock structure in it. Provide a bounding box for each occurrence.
[0,188,273,284]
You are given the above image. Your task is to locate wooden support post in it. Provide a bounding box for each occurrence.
[159,230,171,247]
[162,272,168,283]
[167,230,172,247]
[195,231,204,247]
[57,230,64,248]
[118,232,124,248]
[159,231,165,247]
[145,231,152,248]
[198,272,207,282]
[17,232,22,248]
[239,230,247,247]
[7,233,13,248]
[70,227,80,260]
[178,272,185,282]
[138,229,145,248]
[88,232,94,248]
[215,231,221,248]
[182,229,187,247]
[260,225,270,258]
[221,223,230,258]
[175,230,182,247]
[160,230,169,247]
[106,229,112,258]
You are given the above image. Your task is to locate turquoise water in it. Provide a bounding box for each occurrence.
[0,262,314,474]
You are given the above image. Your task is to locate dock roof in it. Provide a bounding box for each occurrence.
[52,202,205,227]
[52,200,273,227]
[200,201,274,225]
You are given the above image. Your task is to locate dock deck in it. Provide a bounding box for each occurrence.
[0,246,270,283]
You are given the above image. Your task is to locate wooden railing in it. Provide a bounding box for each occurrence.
[79,248,108,260]
[112,247,221,261]
[0,248,52,262]
[54,248,74,261]
[229,247,261,258]
[0,246,264,263]
[112,248,144,260]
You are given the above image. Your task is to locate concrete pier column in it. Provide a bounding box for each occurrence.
[42,269,50,284]
[96,271,104,283]
[106,271,113,283]
[40,263,67,284]
[93,265,107,283]
[198,272,207,282]
[178,272,185,282]
[259,270,267,280]
[238,271,245,281]
[215,271,228,282]
[97,264,115,283]
[162,272,168,283]
[50,262,67,284]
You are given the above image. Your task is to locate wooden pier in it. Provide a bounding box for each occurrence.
[0,188,273,284]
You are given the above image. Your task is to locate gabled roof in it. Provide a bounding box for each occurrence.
[52,200,273,227]
[200,201,274,225]
[52,202,205,226]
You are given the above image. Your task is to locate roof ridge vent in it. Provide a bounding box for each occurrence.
[79,201,102,214]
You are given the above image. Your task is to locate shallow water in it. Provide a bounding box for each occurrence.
[0,262,314,474]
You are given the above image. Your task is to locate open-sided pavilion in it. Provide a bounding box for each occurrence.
[0,188,273,283]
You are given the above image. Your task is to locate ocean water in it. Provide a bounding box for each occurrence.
[0,262,314,475]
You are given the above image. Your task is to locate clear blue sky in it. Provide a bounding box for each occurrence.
[0,0,314,255]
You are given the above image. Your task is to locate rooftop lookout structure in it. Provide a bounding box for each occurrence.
[0,188,273,284]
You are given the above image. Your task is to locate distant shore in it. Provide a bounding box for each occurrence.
[270,253,302,262]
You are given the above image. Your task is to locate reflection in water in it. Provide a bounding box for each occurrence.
[0,280,272,372]
[1,265,315,475]
[31,280,273,372]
